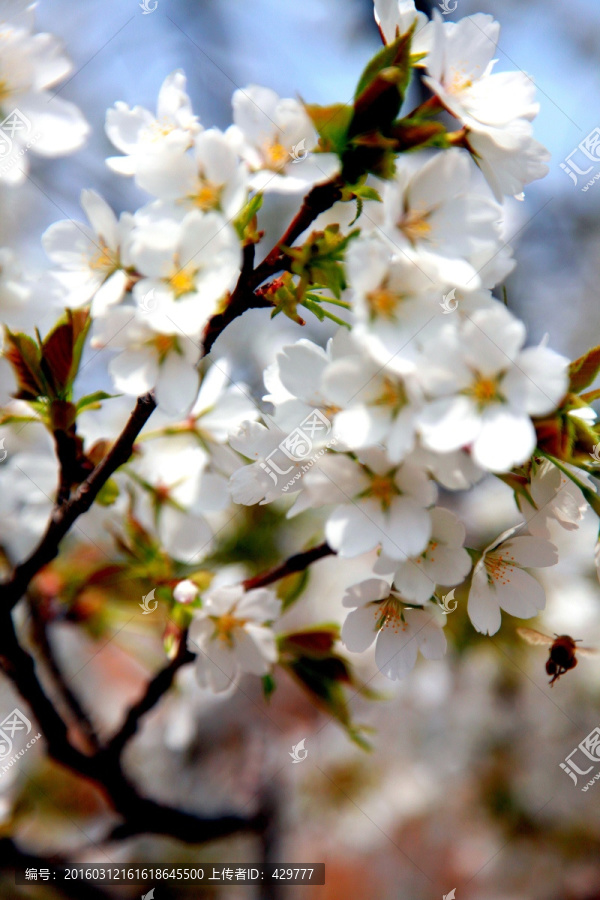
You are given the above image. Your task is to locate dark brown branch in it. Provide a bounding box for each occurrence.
[106,545,335,762]
[0,175,345,857]
[243,542,334,590]
[252,176,344,285]
[0,391,157,613]
[28,596,100,753]
[202,176,344,356]
[0,617,260,845]
[105,640,194,760]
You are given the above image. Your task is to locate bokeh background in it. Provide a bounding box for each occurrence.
[2,1,600,898]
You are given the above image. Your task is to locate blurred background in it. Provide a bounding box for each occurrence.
[2,0,600,898]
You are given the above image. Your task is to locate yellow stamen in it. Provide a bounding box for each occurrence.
[213,612,246,643]
[188,179,223,211]
[89,241,118,274]
[374,377,407,410]
[372,595,407,635]
[366,286,402,320]
[0,79,12,104]
[262,138,289,171]
[369,475,398,507]
[398,209,432,244]
[152,333,177,360]
[467,373,502,407]
[168,265,197,298]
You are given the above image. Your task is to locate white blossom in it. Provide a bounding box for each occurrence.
[0,2,88,183]
[129,209,241,337]
[188,585,280,692]
[417,305,569,472]
[374,507,472,603]
[342,578,447,680]
[43,190,134,316]
[422,12,549,198]
[467,527,558,635]
[517,460,593,539]
[91,307,201,417]
[227,85,339,193]
[105,70,200,179]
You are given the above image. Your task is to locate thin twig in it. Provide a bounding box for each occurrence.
[27,596,100,753]
[243,542,334,590]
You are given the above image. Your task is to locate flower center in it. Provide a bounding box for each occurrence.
[149,118,176,140]
[188,178,223,211]
[212,612,245,644]
[447,68,473,95]
[168,263,198,298]
[372,595,407,634]
[262,138,289,171]
[373,377,407,411]
[89,241,118,275]
[368,474,399,508]
[366,286,402,320]
[398,209,432,244]
[466,372,504,408]
[485,550,517,586]
[151,333,177,361]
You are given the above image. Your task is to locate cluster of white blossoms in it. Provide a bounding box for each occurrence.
[0,0,88,184]
[1,0,595,698]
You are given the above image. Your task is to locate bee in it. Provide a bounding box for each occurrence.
[517,628,597,686]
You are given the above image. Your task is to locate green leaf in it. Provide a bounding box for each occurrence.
[304,103,353,156]
[354,31,412,100]
[261,673,276,701]
[282,654,370,747]
[76,390,120,414]
[95,478,120,507]
[569,345,600,393]
[351,29,414,137]
[352,184,382,202]
[233,192,263,243]
[276,569,310,612]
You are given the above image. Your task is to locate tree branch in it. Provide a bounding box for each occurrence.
[105,639,194,760]
[202,176,344,355]
[243,542,334,590]
[0,391,157,612]
[28,596,100,753]
[0,616,260,845]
